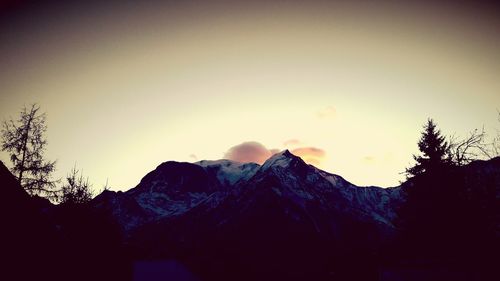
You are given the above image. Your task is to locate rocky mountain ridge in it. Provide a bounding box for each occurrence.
[93,150,403,237]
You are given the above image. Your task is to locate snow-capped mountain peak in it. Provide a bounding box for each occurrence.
[261,149,306,171]
[92,151,405,235]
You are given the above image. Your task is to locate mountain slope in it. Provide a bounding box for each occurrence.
[93,150,402,237]
[91,151,403,280]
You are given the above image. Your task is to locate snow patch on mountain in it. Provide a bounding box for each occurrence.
[135,191,208,217]
[196,160,260,186]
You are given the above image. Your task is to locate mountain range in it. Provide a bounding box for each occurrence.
[94,150,403,235]
[1,150,498,281]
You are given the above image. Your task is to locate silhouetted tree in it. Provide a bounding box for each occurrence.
[493,111,500,156]
[1,104,58,200]
[60,165,93,204]
[405,119,450,178]
[395,118,499,275]
[448,127,491,166]
[397,119,454,261]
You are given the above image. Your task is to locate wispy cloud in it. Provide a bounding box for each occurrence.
[283,139,302,147]
[316,106,336,119]
[363,156,375,163]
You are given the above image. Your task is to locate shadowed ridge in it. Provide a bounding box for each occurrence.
[0,160,30,206]
[132,161,217,195]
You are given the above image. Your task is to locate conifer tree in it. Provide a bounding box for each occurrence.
[60,165,93,204]
[406,118,450,178]
[1,104,58,199]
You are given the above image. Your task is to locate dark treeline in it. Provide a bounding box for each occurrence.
[386,119,498,280]
[0,161,131,281]
[1,105,499,281]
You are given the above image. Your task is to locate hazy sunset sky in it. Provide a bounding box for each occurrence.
[1,0,499,191]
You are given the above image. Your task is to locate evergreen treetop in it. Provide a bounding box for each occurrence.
[406,119,450,178]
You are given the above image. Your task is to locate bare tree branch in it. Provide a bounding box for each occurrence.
[448,127,492,166]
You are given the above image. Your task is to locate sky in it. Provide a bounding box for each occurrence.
[1,0,499,191]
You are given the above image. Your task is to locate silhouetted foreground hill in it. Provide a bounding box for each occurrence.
[385,157,499,281]
[1,153,498,280]
[0,161,130,281]
[0,160,57,280]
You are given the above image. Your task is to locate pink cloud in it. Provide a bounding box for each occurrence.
[224,141,274,164]
[283,139,302,147]
[224,142,327,167]
[291,147,326,167]
[291,147,326,157]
